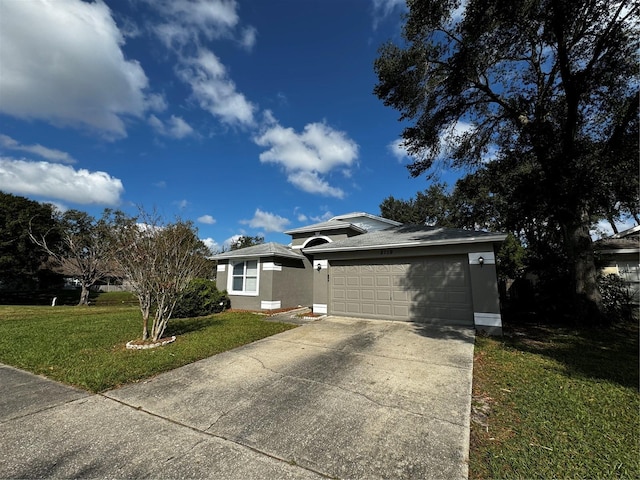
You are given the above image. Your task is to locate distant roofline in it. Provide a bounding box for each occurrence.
[284,221,366,235]
[611,224,640,239]
[329,212,402,226]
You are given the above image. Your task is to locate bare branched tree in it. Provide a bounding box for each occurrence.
[111,210,211,342]
[29,210,116,305]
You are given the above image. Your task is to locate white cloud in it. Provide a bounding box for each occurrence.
[287,171,345,199]
[197,214,216,225]
[177,50,256,126]
[0,0,150,138]
[0,134,75,163]
[201,237,220,254]
[149,114,195,138]
[254,118,358,197]
[240,209,290,232]
[223,234,243,250]
[310,211,334,223]
[388,138,410,163]
[0,157,124,205]
[174,199,189,209]
[150,0,240,48]
[240,26,257,49]
[371,0,407,28]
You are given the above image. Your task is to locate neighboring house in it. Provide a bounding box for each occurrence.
[595,224,640,304]
[212,212,507,334]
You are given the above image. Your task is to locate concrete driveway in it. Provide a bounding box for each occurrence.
[0,316,475,479]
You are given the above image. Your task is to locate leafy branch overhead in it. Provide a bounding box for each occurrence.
[374,0,638,321]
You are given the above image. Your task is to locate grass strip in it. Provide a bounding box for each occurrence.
[470,321,640,479]
[0,305,295,393]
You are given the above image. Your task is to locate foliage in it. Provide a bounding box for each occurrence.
[110,209,212,341]
[471,323,639,478]
[29,209,117,305]
[0,304,295,392]
[380,183,526,281]
[0,191,60,290]
[173,278,229,319]
[597,274,635,323]
[374,0,639,321]
[230,235,264,251]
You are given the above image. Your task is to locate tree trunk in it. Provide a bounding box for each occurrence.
[565,213,603,323]
[78,285,90,306]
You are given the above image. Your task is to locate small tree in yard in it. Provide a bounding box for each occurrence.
[30,209,116,305]
[112,210,211,342]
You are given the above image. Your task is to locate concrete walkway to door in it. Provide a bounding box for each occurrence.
[0,317,475,479]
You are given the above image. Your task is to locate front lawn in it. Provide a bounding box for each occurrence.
[470,321,640,479]
[0,304,295,392]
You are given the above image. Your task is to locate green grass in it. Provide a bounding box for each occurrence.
[470,321,640,479]
[0,304,295,393]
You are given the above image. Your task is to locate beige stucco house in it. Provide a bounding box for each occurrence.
[212,212,506,334]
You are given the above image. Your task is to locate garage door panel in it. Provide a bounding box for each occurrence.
[330,256,473,325]
[346,289,359,300]
[361,276,374,287]
[361,289,375,300]
[362,303,375,314]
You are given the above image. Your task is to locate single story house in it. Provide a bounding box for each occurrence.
[212,212,507,334]
[594,224,640,304]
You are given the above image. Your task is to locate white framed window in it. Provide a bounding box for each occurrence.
[229,259,259,295]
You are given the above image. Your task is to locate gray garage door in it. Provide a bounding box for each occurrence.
[329,256,473,324]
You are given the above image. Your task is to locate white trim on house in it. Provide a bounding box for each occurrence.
[227,259,260,296]
[468,252,496,265]
[313,303,327,314]
[315,259,328,270]
[291,236,333,250]
[474,312,502,327]
[217,264,226,272]
[261,300,281,310]
[262,262,282,271]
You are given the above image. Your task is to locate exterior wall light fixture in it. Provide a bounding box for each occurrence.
[478,256,485,267]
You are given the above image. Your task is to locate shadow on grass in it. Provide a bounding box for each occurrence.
[165,315,226,337]
[503,320,639,390]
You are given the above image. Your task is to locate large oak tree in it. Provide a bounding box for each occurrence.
[374,0,638,319]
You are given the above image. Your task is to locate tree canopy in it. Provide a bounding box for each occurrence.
[0,191,59,290]
[30,209,117,305]
[374,0,638,320]
[110,210,212,342]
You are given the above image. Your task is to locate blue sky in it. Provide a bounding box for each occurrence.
[1,0,452,251]
[0,0,633,251]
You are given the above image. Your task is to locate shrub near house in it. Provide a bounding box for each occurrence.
[173,278,229,319]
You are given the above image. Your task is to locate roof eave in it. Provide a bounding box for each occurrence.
[303,234,508,253]
[284,224,367,235]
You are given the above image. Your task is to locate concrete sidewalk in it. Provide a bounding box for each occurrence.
[0,317,475,479]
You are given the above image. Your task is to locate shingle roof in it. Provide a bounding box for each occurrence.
[302,224,507,253]
[210,242,305,260]
[330,212,401,226]
[283,219,366,235]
